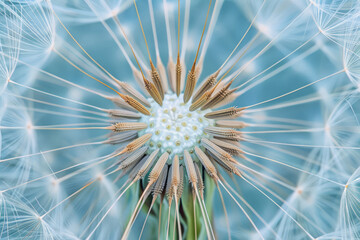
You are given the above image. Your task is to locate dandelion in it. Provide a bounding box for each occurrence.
[340,167,360,240]
[1,0,360,239]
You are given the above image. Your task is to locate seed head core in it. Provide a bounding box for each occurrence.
[140,93,214,159]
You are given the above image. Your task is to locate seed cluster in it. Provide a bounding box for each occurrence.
[139,93,214,159]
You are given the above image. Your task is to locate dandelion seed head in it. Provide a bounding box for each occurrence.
[340,167,360,239]
[140,93,213,159]
[2,0,360,239]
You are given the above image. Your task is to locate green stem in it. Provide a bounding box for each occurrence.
[183,175,216,240]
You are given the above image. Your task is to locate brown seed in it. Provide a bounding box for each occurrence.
[176,166,184,200]
[204,107,245,120]
[126,157,149,182]
[152,165,169,196]
[204,126,243,141]
[118,146,148,169]
[115,160,137,182]
[209,138,244,156]
[194,146,218,179]
[192,69,220,103]
[206,150,241,176]
[166,156,180,198]
[111,122,147,132]
[201,138,236,164]
[189,81,219,111]
[207,152,234,175]
[106,96,135,111]
[121,94,151,116]
[211,87,239,109]
[150,61,164,99]
[201,80,233,110]
[149,152,169,182]
[106,109,141,119]
[175,55,182,97]
[183,150,197,184]
[215,120,247,129]
[136,149,159,179]
[118,81,151,107]
[189,91,211,111]
[165,166,174,199]
[144,78,163,106]
[183,68,197,103]
[117,151,132,165]
[171,155,180,188]
[119,133,152,154]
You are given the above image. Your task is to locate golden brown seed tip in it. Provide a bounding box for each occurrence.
[209,138,244,156]
[192,69,220,103]
[210,87,239,109]
[144,78,163,106]
[137,149,160,179]
[201,80,234,110]
[215,120,247,129]
[118,146,148,170]
[204,126,243,141]
[111,122,147,132]
[166,166,174,199]
[149,152,169,182]
[204,107,245,119]
[176,55,182,97]
[194,146,218,179]
[212,88,240,109]
[189,91,211,111]
[150,61,164,99]
[152,166,168,197]
[184,150,198,184]
[122,95,151,115]
[176,166,184,200]
[172,155,180,188]
[183,69,197,103]
[201,138,236,164]
[117,81,150,107]
[189,81,219,111]
[106,96,135,110]
[119,133,152,155]
[106,109,141,119]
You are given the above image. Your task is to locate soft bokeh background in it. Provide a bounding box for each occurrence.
[1,0,360,239]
